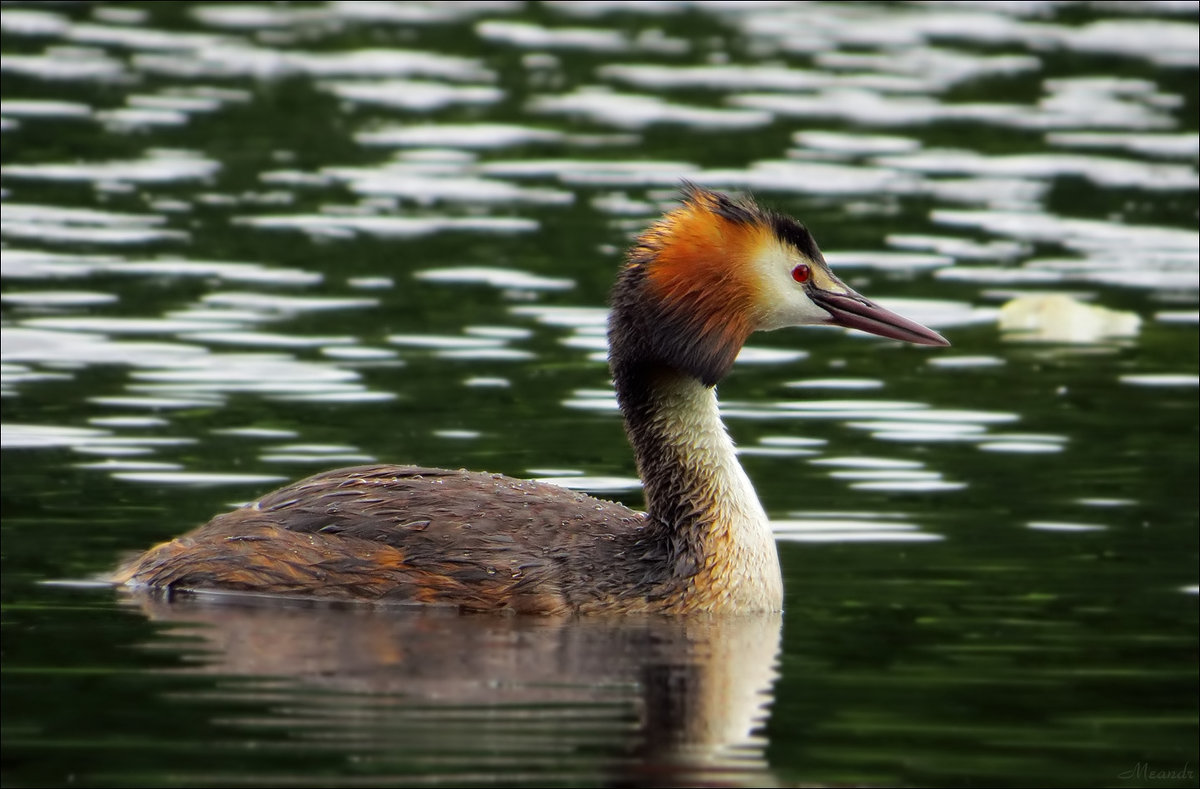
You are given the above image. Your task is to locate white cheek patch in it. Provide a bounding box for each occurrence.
[749,242,836,331]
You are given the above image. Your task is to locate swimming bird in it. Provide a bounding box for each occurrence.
[115,184,948,614]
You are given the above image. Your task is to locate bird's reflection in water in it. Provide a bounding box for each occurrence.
[124,591,781,787]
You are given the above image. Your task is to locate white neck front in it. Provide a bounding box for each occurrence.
[624,371,783,613]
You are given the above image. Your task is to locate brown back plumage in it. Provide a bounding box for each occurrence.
[115,466,682,614]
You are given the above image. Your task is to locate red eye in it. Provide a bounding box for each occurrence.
[791,264,810,284]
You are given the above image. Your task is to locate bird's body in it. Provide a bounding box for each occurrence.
[115,185,947,614]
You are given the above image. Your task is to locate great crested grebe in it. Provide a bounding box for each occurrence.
[115,184,948,614]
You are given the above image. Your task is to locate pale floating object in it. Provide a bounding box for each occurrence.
[998,294,1140,343]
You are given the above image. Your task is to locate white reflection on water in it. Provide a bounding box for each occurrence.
[321,346,398,361]
[129,355,367,397]
[795,129,922,155]
[213,427,299,439]
[388,332,533,361]
[977,441,1063,454]
[358,122,564,148]
[878,149,1196,190]
[851,480,966,492]
[824,251,951,271]
[1076,498,1135,508]
[935,266,1064,285]
[1,290,117,307]
[1047,131,1200,159]
[184,331,357,349]
[605,63,837,92]
[1156,311,1200,324]
[760,436,826,449]
[530,88,773,130]
[324,166,574,206]
[96,87,248,130]
[848,421,987,439]
[433,430,480,441]
[1058,19,1198,66]
[1,98,91,117]
[200,292,378,313]
[21,316,242,335]
[111,471,288,486]
[464,376,510,388]
[322,79,501,111]
[932,210,1199,292]
[1,205,182,246]
[2,423,114,449]
[887,233,1027,262]
[2,227,396,421]
[811,456,924,470]
[111,260,319,284]
[1120,374,1199,387]
[483,158,696,184]
[830,469,944,481]
[260,453,374,465]
[787,378,883,390]
[2,328,209,368]
[511,305,609,329]
[773,515,942,544]
[724,395,1043,459]
[388,334,508,349]
[1,422,196,469]
[416,266,574,291]
[701,159,923,197]
[2,149,220,184]
[1027,521,1107,533]
[734,347,808,365]
[89,416,168,428]
[238,213,537,239]
[466,326,532,339]
[0,46,127,81]
[477,20,635,52]
[732,87,1167,131]
[136,43,494,82]
[737,445,820,458]
[435,347,533,361]
[926,355,1006,369]
[0,363,70,390]
[90,395,222,410]
[76,459,183,472]
[0,7,71,36]
[535,474,642,493]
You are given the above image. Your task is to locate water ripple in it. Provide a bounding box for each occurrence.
[238,213,538,239]
[530,88,773,130]
[416,266,573,291]
[358,122,564,149]
[1,205,181,246]
[773,516,942,544]
[322,79,501,111]
[2,149,220,184]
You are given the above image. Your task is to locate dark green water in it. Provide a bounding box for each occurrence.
[2,2,1197,786]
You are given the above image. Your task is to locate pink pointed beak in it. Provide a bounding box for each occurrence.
[810,290,950,346]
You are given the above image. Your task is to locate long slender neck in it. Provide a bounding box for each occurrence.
[610,356,783,613]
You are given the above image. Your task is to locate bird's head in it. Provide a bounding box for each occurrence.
[609,183,949,385]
